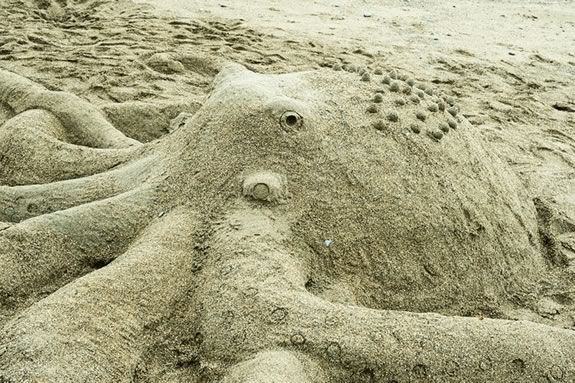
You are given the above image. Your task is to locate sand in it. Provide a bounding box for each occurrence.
[0,0,574,381]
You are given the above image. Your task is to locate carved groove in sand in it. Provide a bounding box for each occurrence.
[0,64,574,382]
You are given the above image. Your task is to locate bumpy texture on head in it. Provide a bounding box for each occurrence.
[168,64,544,313]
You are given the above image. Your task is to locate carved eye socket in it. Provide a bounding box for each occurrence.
[280,111,303,130]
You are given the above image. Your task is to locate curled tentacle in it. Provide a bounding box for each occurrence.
[0,69,139,149]
[0,185,158,316]
[0,208,201,382]
[0,109,138,185]
[0,155,157,222]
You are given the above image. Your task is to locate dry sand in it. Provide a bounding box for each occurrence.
[0,0,575,381]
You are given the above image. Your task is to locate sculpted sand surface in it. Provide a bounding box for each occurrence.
[0,0,574,382]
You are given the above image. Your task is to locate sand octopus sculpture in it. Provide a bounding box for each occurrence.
[0,63,574,382]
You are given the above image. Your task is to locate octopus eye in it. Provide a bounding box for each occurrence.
[280,111,303,130]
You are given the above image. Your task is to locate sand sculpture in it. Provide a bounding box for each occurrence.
[0,63,573,382]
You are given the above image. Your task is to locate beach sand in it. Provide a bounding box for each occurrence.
[0,0,574,381]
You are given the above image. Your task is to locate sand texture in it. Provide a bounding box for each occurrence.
[0,0,574,382]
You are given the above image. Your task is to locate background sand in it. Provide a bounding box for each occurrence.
[1,0,575,380]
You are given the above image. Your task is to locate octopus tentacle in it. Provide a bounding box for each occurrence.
[0,185,157,316]
[0,69,140,149]
[198,204,575,383]
[282,292,575,382]
[0,155,158,223]
[0,109,139,185]
[0,208,201,382]
[219,350,326,383]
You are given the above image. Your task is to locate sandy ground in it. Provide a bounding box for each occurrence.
[135,0,575,60]
[1,0,575,381]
